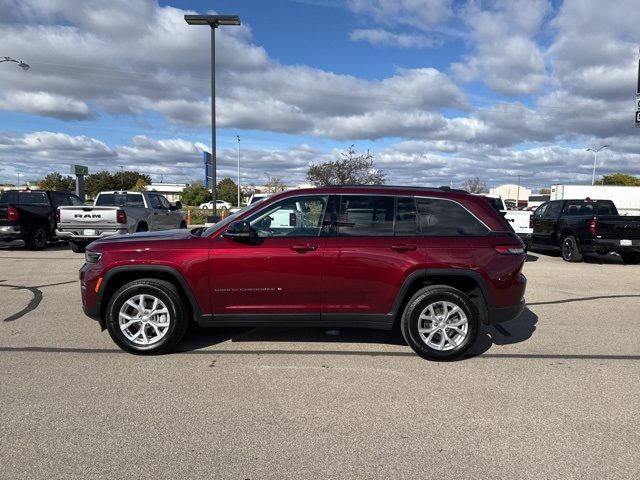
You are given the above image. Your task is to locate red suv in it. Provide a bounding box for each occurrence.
[80,186,526,359]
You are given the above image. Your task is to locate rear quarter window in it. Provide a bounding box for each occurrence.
[416,197,489,236]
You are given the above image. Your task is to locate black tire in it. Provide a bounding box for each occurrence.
[136,223,148,232]
[179,221,187,229]
[561,235,582,262]
[25,224,48,250]
[400,285,478,360]
[69,241,89,253]
[105,279,189,354]
[201,205,208,209]
[620,252,640,265]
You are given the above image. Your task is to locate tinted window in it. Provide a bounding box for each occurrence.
[158,195,171,209]
[533,203,548,217]
[416,197,488,236]
[543,202,563,218]
[395,197,418,236]
[337,195,394,237]
[0,191,49,205]
[148,195,163,209]
[96,193,145,207]
[51,191,82,208]
[247,196,328,238]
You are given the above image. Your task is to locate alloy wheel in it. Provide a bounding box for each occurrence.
[416,301,468,351]
[118,294,171,346]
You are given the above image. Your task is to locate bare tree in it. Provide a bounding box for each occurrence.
[307,145,385,186]
[264,174,287,193]
[461,177,488,194]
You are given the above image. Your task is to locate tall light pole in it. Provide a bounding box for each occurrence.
[1,56,30,70]
[236,135,241,207]
[586,145,608,185]
[184,14,241,221]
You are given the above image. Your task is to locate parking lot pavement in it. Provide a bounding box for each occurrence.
[0,246,638,479]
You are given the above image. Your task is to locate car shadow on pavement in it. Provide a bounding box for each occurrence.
[175,308,539,359]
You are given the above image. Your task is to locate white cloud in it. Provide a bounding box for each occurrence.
[452,0,550,95]
[347,0,453,31]
[350,29,439,49]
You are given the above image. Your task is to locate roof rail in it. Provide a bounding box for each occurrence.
[327,184,470,193]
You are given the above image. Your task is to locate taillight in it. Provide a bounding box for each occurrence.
[494,245,526,255]
[116,209,127,224]
[587,218,598,235]
[7,206,19,222]
[55,208,61,223]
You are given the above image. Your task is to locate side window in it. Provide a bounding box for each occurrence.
[247,196,328,238]
[68,195,83,206]
[158,195,171,209]
[543,202,563,218]
[534,203,548,217]
[337,195,394,237]
[395,197,418,236]
[50,191,70,208]
[148,194,163,209]
[564,203,582,216]
[416,197,488,236]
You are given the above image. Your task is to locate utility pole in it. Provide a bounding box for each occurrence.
[237,135,241,207]
[517,174,521,209]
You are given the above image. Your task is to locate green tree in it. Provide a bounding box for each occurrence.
[181,182,211,206]
[539,188,551,195]
[600,173,640,186]
[84,170,152,197]
[132,178,150,192]
[38,172,76,192]
[307,146,385,186]
[217,178,239,205]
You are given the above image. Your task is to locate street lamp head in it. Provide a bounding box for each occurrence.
[184,14,241,27]
[18,61,30,70]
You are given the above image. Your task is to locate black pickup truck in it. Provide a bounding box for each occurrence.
[530,198,640,264]
[0,190,83,249]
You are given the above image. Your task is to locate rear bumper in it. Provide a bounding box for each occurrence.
[489,299,525,324]
[0,225,22,240]
[582,238,640,253]
[57,227,127,241]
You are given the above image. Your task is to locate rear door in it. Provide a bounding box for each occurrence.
[321,195,426,318]
[148,194,172,230]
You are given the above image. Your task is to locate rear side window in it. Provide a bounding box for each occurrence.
[51,192,82,207]
[416,198,488,236]
[337,195,394,236]
[96,194,144,207]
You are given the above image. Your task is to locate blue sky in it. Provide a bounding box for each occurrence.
[1,0,639,190]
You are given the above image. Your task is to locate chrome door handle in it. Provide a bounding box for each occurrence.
[391,244,417,251]
[291,244,318,252]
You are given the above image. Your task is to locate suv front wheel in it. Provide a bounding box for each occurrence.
[106,279,189,354]
[401,285,478,360]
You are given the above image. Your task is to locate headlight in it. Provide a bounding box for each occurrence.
[85,250,103,263]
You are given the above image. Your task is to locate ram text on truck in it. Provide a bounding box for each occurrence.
[56,190,186,253]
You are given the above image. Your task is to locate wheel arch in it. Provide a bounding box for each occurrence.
[97,266,201,329]
[392,269,491,326]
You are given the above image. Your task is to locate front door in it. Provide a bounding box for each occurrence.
[210,195,329,317]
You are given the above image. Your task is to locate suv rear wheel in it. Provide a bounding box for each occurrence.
[105,279,189,354]
[401,285,478,360]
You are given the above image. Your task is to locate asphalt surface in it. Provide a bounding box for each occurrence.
[1,240,639,479]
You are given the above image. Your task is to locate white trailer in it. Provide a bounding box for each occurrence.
[550,185,640,215]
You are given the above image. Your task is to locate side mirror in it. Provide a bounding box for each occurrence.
[223,220,256,239]
[174,201,182,210]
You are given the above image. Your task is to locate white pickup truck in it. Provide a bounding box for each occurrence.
[480,194,533,247]
[56,191,186,252]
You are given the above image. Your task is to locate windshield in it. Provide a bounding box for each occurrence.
[200,198,268,237]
